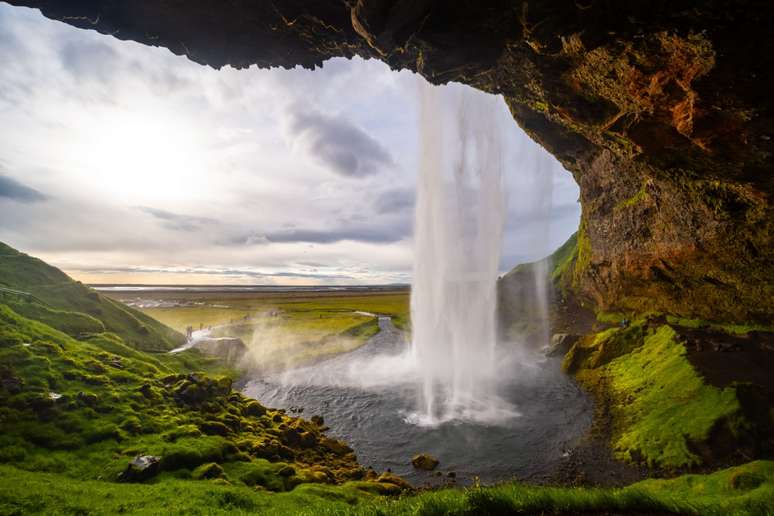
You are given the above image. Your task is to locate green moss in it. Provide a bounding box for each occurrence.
[604,325,741,468]
[614,184,650,211]
[563,322,645,373]
[666,315,774,335]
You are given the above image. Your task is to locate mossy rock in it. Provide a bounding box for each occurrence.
[192,462,226,480]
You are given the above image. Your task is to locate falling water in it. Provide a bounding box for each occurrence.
[409,81,513,425]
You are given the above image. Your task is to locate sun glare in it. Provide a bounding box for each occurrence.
[65,108,210,204]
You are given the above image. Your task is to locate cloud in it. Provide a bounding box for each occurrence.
[287,105,394,177]
[264,222,410,245]
[0,174,48,203]
[59,39,118,81]
[71,264,354,281]
[374,188,414,214]
[135,206,216,231]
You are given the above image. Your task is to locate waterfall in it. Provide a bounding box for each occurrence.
[409,80,512,425]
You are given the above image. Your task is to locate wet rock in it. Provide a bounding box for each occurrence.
[310,415,324,426]
[547,334,581,357]
[411,453,439,471]
[118,455,160,482]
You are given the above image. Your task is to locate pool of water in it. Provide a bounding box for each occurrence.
[243,317,593,486]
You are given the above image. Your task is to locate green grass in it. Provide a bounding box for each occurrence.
[137,292,409,334]
[2,460,773,515]
[0,242,184,351]
[0,464,377,515]
[346,460,774,515]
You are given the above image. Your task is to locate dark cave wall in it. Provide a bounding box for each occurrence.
[6,0,773,323]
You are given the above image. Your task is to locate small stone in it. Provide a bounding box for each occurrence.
[411,453,439,471]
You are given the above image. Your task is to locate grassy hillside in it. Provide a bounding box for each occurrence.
[0,242,184,352]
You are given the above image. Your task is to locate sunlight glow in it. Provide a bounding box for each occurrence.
[63,108,210,204]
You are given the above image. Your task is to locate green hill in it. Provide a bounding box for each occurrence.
[0,242,184,352]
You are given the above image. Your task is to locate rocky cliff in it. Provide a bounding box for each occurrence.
[6,0,773,323]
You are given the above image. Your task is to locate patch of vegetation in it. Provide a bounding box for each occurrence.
[0,242,184,351]
[665,315,774,335]
[566,321,745,469]
[138,291,409,336]
[3,460,772,515]
[0,464,376,515]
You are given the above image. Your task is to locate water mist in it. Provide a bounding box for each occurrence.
[409,81,513,425]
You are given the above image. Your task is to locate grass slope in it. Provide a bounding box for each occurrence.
[0,242,183,351]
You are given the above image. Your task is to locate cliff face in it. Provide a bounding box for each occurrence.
[6,0,773,323]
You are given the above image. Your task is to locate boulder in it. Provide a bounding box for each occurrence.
[411,453,439,471]
[546,333,581,357]
[118,455,160,482]
[194,337,247,364]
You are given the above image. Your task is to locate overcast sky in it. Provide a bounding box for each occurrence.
[0,4,580,285]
